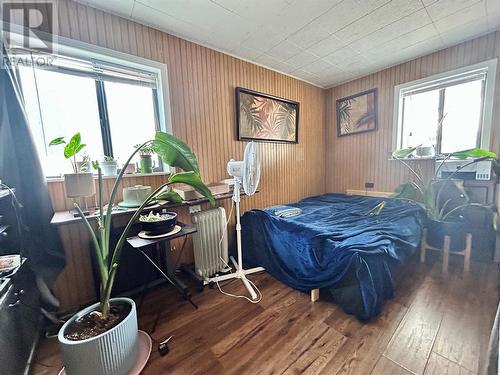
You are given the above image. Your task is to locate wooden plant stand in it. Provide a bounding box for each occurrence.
[420,228,472,274]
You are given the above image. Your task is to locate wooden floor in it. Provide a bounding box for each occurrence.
[33,258,498,375]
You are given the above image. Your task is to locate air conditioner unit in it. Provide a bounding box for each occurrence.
[435,159,493,180]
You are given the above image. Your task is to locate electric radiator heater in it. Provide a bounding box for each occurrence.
[191,207,228,278]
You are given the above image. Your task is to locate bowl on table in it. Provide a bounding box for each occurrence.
[139,211,177,235]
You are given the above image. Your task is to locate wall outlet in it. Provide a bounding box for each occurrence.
[189,205,202,214]
[365,182,375,189]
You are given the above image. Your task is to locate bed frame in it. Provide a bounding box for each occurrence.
[310,189,392,303]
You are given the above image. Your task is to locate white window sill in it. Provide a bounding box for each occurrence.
[46,171,170,182]
[389,156,436,161]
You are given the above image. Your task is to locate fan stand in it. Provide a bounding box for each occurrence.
[206,177,264,300]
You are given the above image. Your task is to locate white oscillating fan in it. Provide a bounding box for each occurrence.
[208,142,264,300]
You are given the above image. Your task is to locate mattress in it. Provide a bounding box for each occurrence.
[241,193,425,320]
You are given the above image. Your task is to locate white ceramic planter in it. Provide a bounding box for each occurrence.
[64,173,95,198]
[100,161,118,176]
[58,298,138,375]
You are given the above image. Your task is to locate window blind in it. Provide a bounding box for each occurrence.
[401,70,487,97]
[8,48,157,88]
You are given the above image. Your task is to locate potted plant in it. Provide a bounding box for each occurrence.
[100,155,118,177]
[57,132,215,375]
[49,133,94,199]
[392,147,498,251]
[134,143,155,174]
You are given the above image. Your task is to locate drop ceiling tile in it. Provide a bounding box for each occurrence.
[306,35,348,57]
[315,0,391,35]
[266,40,303,60]
[214,0,288,27]
[138,0,237,31]
[301,58,338,75]
[348,9,432,52]
[271,60,298,74]
[425,0,484,21]
[486,0,500,13]
[334,0,424,45]
[132,2,209,41]
[229,45,262,61]
[285,50,319,68]
[286,23,332,49]
[293,68,322,82]
[323,46,361,66]
[83,0,134,17]
[488,11,500,30]
[434,2,487,34]
[240,26,287,53]
[253,53,282,68]
[439,17,490,46]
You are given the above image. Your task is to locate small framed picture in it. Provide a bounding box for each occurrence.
[236,87,299,143]
[336,88,378,137]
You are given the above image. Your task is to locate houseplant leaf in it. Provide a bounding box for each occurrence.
[168,171,215,206]
[450,148,497,160]
[154,188,183,203]
[392,182,423,202]
[154,132,200,174]
[49,136,66,146]
[392,146,417,159]
[64,132,83,159]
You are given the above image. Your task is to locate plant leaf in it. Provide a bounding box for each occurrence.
[154,132,200,174]
[64,133,82,159]
[49,136,66,146]
[392,182,422,202]
[451,148,497,160]
[168,171,215,206]
[392,146,417,159]
[155,189,183,203]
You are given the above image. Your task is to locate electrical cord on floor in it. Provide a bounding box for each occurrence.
[214,252,263,304]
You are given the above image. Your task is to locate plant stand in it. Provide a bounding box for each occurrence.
[420,228,472,274]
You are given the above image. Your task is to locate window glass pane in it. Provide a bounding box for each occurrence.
[104,81,158,168]
[440,80,483,153]
[401,89,440,149]
[18,66,103,176]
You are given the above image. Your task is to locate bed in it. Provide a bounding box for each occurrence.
[241,193,425,320]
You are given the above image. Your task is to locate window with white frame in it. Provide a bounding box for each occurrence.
[11,41,170,177]
[393,59,497,156]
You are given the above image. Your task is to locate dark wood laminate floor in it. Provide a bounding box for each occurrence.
[33,258,499,375]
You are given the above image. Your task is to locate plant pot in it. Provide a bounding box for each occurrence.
[426,218,466,252]
[58,297,138,375]
[139,155,155,174]
[64,173,95,198]
[100,161,118,176]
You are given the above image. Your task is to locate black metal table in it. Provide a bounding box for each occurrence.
[126,222,197,332]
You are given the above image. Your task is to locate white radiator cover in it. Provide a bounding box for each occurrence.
[192,207,228,278]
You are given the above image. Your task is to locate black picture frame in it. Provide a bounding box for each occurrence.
[236,87,299,144]
[336,88,378,137]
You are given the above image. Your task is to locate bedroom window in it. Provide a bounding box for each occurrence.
[9,40,171,177]
[392,59,497,157]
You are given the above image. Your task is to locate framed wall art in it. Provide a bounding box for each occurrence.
[236,87,299,143]
[336,88,378,137]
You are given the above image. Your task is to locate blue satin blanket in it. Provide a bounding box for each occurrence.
[242,193,424,320]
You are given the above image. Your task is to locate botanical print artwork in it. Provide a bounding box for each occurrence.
[336,89,378,137]
[237,88,299,143]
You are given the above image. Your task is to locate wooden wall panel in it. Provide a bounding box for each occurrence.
[43,0,326,311]
[326,31,500,194]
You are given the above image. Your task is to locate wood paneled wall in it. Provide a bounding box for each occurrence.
[326,30,500,193]
[43,0,326,311]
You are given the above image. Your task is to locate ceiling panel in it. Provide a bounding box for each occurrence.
[77,0,498,88]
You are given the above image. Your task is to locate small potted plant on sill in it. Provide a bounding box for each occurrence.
[392,147,498,251]
[100,155,118,176]
[49,133,94,199]
[134,143,155,174]
[57,132,214,375]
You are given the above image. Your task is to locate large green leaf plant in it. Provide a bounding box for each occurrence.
[392,147,497,226]
[76,132,214,319]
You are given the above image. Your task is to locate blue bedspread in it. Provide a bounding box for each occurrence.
[242,193,424,320]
